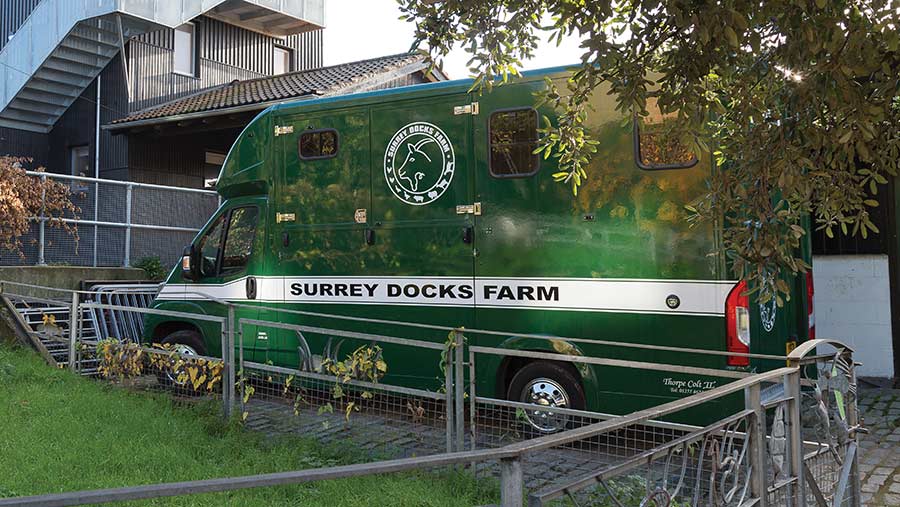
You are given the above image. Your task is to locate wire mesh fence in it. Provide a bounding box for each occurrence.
[0,282,865,506]
[235,318,457,460]
[0,172,219,268]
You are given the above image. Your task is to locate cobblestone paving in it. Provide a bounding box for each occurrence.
[245,387,900,505]
[858,387,900,506]
[242,396,617,492]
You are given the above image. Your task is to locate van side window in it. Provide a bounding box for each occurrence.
[489,108,539,177]
[299,129,339,160]
[220,207,259,275]
[198,216,225,278]
[634,98,698,170]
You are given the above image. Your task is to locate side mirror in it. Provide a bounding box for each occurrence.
[181,244,199,281]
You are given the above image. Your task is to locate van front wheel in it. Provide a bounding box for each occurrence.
[506,361,586,433]
[156,330,206,395]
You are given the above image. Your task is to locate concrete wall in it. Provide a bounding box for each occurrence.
[0,266,146,292]
[813,254,894,378]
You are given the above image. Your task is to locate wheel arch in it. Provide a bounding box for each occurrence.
[489,336,601,408]
[144,300,211,346]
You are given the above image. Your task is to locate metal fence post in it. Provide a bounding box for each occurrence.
[222,305,236,420]
[68,291,79,372]
[454,330,465,453]
[38,174,46,266]
[445,332,454,454]
[784,369,805,507]
[92,180,99,267]
[500,456,524,507]
[745,383,767,507]
[123,184,133,267]
[845,351,862,507]
[469,347,476,453]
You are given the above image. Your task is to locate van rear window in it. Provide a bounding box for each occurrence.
[299,129,339,160]
[489,108,539,177]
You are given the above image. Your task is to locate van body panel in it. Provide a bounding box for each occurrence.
[146,67,810,423]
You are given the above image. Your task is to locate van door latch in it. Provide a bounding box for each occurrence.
[453,102,479,115]
[456,202,482,215]
[274,125,294,136]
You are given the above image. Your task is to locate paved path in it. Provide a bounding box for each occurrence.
[858,387,900,506]
[241,383,900,505]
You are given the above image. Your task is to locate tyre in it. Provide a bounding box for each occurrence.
[506,361,586,433]
[155,330,206,395]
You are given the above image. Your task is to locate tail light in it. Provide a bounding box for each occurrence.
[806,271,815,341]
[726,280,750,366]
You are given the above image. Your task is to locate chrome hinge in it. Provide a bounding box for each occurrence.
[453,102,480,115]
[276,212,296,223]
[274,125,294,136]
[456,202,482,215]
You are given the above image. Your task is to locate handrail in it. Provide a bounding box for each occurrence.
[0,280,162,296]
[788,338,855,362]
[25,171,219,196]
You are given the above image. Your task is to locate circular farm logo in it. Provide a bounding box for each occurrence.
[384,122,455,206]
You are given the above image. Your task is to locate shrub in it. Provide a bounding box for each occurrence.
[0,156,79,257]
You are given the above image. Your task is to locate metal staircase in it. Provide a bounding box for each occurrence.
[6,297,101,375]
[1,282,160,376]
[0,0,325,132]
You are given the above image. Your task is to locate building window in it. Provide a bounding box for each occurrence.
[299,129,339,160]
[70,145,91,176]
[174,23,196,76]
[634,98,697,170]
[274,46,292,75]
[489,108,540,177]
[204,151,225,188]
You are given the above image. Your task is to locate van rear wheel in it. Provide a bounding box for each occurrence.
[155,330,206,395]
[507,361,585,433]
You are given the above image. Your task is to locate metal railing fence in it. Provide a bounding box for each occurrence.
[0,281,863,507]
[1,171,220,268]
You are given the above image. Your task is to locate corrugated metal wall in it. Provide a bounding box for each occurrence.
[99,54,129,178]
[128,16,323,111]
[0,0,43,52]
[0,125,49,167]
[128,128,241,187]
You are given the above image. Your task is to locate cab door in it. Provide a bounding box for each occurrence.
[192,200,265,362]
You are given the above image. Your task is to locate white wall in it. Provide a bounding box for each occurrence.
[813,254,894,378]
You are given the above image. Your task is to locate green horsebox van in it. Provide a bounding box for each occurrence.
[145,65,815,426]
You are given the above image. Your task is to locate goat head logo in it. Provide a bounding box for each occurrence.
[384,122,455,206]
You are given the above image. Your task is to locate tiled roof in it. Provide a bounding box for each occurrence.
[110,52,434,128]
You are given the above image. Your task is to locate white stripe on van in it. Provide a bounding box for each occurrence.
[157,276,736,317]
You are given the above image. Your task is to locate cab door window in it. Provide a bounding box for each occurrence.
[198,216,225,278]
[196,206,259,278]
[220,207,259,275]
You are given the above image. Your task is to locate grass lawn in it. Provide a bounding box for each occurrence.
[0,344,497,506]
